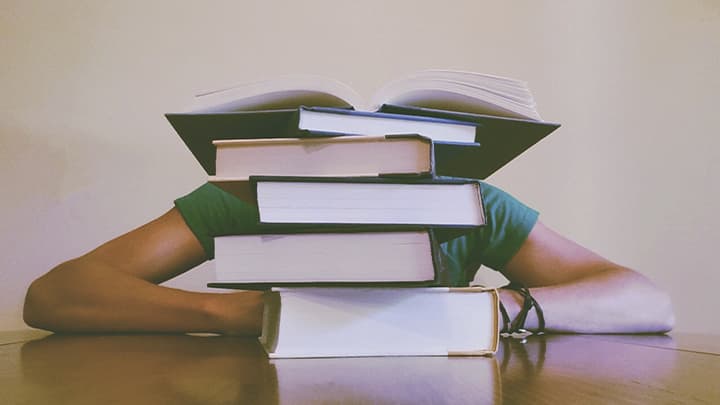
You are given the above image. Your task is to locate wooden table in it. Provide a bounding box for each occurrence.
[1,330,718,404]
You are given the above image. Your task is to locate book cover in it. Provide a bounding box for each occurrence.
[381,104,561,178]
[166,109,300,175]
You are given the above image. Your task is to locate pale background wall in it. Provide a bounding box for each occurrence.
[1,0,718,333]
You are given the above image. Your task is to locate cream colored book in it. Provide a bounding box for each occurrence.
[260,286,499,358]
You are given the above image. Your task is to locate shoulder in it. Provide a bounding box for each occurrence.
[173,183,261,259]
[477,181,540,270]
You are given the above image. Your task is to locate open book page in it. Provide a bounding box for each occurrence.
[370,71,541,120]
[187,70,543,120]
[396,70,532,101]
[189,75,363,113]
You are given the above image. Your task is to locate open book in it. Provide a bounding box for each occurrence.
[188,70,544,121]
[168,70,559,177]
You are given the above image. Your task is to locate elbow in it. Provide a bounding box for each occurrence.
[634,276,675,333]
[23,277,50,330]
[620,268,675,334]
[653,288,675,333]
[23,266,70,332]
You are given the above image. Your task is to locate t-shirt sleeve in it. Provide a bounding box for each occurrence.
[440,181,539,283]
[174,183,261,260]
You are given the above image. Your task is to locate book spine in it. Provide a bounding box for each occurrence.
[286,109,303,137]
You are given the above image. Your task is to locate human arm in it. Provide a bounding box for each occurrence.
[24,180,675,335]
[497,221,675,334]
[23,208,263,335]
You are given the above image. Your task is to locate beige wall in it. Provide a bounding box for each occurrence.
[1,0,718,333]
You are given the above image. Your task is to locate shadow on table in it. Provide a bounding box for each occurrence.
[497,334,680,404]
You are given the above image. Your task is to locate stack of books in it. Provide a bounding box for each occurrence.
[167,70,560,358]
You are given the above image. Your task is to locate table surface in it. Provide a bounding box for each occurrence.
[1,329,718,404]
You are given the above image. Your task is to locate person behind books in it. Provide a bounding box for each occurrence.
[22,182,675,335]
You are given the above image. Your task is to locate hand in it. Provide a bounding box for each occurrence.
[206,291,265,336]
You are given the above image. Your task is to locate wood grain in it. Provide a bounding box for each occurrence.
[1,331,718,404]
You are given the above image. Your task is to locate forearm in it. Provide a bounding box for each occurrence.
[23,258,263,335]
[499,267,675,334]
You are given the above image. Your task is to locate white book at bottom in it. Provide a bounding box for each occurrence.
[260,286,499,358]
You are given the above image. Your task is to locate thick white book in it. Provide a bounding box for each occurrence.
[260,286,499,358]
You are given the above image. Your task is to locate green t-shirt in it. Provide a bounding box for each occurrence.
[174,181,538,286]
